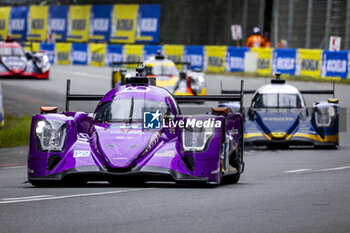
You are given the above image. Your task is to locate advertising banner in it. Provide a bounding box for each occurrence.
[106,44,123,66]
[110,4,139,43]
[321,50,348,79]
[0,7,11,40]
[163,45,184,69]
[272,49,297,75]
[184,46,204,70]
[55,42,71,65]
[39,43,55,64]
[9,6,28,40]
[71,43,88,65]
[143,45,162,60]
[296,49,322,78]
[251,48,273,75]
[67,5,91,42]
[0,82,4,127]
[205,46,226,73]
[136,4,161,44]
[89,43,106,67]
[124,45,143,63]
[48,6,69,41]
[226,47,249,72]
[27,6,49,41]
[89,5,112,42]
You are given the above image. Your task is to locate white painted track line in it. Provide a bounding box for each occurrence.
[284,166,350,174]
[2,195,54,201]
[0,188,152,205]
[313,166,350,172]
[0,165,26,169]
[284,169,312,173]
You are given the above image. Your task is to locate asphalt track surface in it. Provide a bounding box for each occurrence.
[1,65,350,233]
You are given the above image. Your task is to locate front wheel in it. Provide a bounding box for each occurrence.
[226,173,240,184]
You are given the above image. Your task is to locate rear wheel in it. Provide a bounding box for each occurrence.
[216,157,223,185]
[226,149,243,184]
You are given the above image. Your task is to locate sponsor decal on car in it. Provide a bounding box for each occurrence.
[262,117,295,121]
[73,150,90,158]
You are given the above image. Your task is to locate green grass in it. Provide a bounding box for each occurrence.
[0,115,32,148]
[208,71,350,85]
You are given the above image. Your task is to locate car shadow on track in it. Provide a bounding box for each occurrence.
[244,145,339,152]
[23,180,248,189]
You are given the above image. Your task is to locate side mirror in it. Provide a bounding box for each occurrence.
[179,71,186,80]
[40,106,57,114]
[148,77,156,86]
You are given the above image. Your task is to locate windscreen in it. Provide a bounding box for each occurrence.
[0,47,24,56]
[252,93,303,108]
[94,97,172,123]
[144,63,179,76]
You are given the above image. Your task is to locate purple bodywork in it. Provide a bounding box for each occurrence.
[28,83,244,185]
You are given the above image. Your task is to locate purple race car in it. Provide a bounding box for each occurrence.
[28,71,244,186]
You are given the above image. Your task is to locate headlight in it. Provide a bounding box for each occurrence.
[35,55,49,70]
[139,132,161,157]
[35,120,67,151]
[315,106,336,127]
[42,55,49,63]
[182,126,213,152]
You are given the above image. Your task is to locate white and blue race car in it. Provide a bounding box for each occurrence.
[221,76,339,148]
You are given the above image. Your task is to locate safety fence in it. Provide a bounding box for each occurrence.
[0,4,160,44]
[30,42,350,79]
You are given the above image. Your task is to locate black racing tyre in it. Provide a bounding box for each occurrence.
[216,157,223,185]
[227,173,240,184]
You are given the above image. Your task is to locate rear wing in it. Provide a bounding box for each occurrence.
[111,61,142,67]
[176,80,244,115]
[221,81,335,98]
[65,79,245,115]
[111,61,192,69]
[174,62,190,66]
[65,79,103,111]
